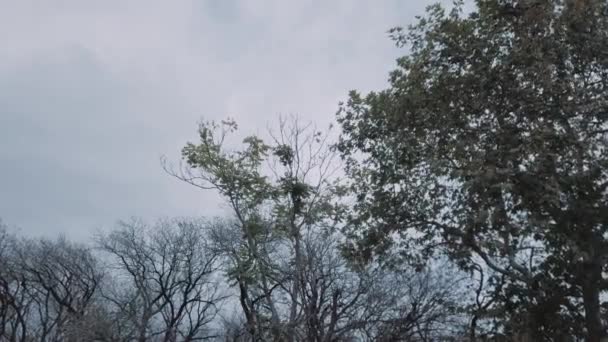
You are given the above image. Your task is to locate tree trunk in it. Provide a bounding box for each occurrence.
[469,315,477,342]
[288,227,303,342]
[582,262,604,342]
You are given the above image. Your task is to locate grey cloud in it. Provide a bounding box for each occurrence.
[0,47,217,238]
[0,0,451,238]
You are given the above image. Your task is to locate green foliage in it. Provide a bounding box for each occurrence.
[337,0,608,339]
[273,144,294,166]
[181,119,274,211]
[179,117,344,339]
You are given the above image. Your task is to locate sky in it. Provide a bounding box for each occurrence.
[0,0,453,239]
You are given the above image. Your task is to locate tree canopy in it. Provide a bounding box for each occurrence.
[337,0,608,340]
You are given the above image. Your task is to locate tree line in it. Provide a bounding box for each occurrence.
[0,118,464,341]
[2,0,608,340]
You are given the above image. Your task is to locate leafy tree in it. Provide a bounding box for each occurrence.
[337,0,608,340]
[167,117,343,341]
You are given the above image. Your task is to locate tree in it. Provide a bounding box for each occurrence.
[97,218,225,341]
[295,233,466,342]
[337,0,608,340]
[168,117,343,341]
[0,222,28,342]
[0,222,103,342]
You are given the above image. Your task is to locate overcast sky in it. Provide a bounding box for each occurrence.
[0,0,452,239]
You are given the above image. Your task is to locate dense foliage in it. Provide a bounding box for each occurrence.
[337,0,608,340]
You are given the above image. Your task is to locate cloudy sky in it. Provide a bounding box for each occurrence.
[0,0,451,239]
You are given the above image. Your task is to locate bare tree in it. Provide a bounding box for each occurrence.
[214,312,250,342]
[19,237,101,341]
[0,221,104,342]
[289,230,368,342]
[362,266,465,341]
[97,218,226,342]
[292,231,465,342]
[0,223,28,342]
